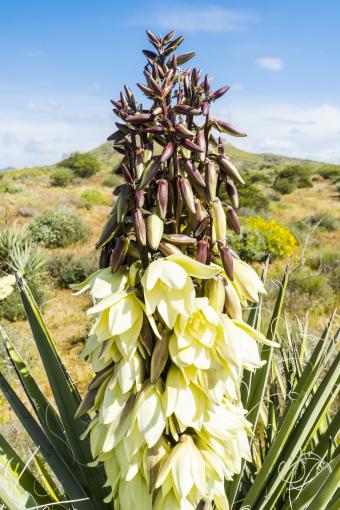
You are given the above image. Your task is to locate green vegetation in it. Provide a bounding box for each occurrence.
[79,188,110,209]
[305,211,339,231]
[29,208,89,248]
[48,252,97,288]
[50,166,75,187]
[236,183,270,212]
[59,151,100,177]
[229,217,297,262]
[272,164,313,194]
[102,173,119,187]
[0,182,22,194]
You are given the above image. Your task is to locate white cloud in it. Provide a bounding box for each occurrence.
[256,57,284,71]
[216,101,340,163]
[130,6,257,33]
[26,99,59,114]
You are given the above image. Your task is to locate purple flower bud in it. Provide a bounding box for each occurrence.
[217,156,245,184]
[110,236,129,272]
[138,156,161,189]
[145,125,166,134]
[218,243,234,281]
[99,246,111,269]
[182,138,205,153]
[173,104,200,115]
[178,176,196,213]
[110,99,122,109]
[134,189,145,208]
[133,208,147,246]
[162,234,197,246]
[195,130,206,162]
[226,181,239,208]
[146,29,160,46]
[205,161,218,201]
[142,49,158,60]
[213,119,247,137]
[194,216,210,236]
[140,315,154,356]
[156,179,168,219]
[227,207,241,235]
[196,239,208,264]
[183,160,206,188]
[161,142,174,163]
[125,113,154,124]
[175,123,195,139]
[121,163,133,183]
[201,101,210,116]
[96,214,118,249]
[159,241,182,256]
[137,82,154,97]
[211,85,230,100]
[176,51,196,65]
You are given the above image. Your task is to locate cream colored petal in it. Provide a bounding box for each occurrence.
[167,254,221,279]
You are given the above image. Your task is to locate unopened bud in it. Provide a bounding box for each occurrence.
[207,276,225,313]
[194,216,210,237]
[226,180,239,208]
[133,208,146,246]
[96,214,118,249]
[156,179,168,219]
[218,243,234,281]
[227,206,241,235]
[224,279,242,319]
[212,198,227,242]
[116,184,131,223]
[195,130,206,162]
[121,163,133,183]
[162,234,197,246]
[99,246,111,268]
[183,160,206,188]
[182,138,205,154]
[158,241,182,256]
[205,161,218,201]
[175,123,195,139]
[134,189,145,208]
[150,333,169,383]
[178,177,196,213]
[110,236,129,272]
[144,438,168,492]
[213,119,247,137]
[217,156,245,184]
[201,101,210,116]
[211,84,230,100]
[138,156,161,189]
[196,239,208,264]
[140,316,154,356]
[160,142,174,163]
[147,214,164,250]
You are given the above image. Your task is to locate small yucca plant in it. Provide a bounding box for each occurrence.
[0,30,338,510]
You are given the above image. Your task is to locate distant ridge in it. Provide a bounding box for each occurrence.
[0,166,16,172]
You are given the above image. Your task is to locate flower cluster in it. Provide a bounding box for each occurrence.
[74,30,279,509]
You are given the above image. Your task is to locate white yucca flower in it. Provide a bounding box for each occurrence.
[76,252,275,509]
[0,274,15,300]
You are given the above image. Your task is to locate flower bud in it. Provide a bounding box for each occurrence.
[182,138,205,154]
[138,156,161,189]
[96,214,118,249]
[147,214,164,250]
[150,333,169,383]
[145,125,165,134]
[218,243,234,280]
[160,142,174,163]
[205,161,218,201]
[174,123,195,139]
[211,84,230,100]
[226,180,239,208]
[135,151,145,178]
[158,241,182,256]
[140,316,154,356]
[227,206,241,235]
[162,234,197,245]
[121,163,133,183]
[125,113,154,124]
[156,179,168,219]
[218,136,225,155]
[196,239,208,264]
[224,279,242,319]
[217,156,245,185]
[176,51,196,65]
[116,184,131,223]
[134,189,145,208]
[194,216,210,237]
[144,438,169,493]
[137,82,154,97]
[110,236,129,272]
[206,275,225,313]
[126,241,140,259]
[213,119,247,137]
[98,246,110,268]
[195,130,206,162]
[183,160,206,188]
[178,177,196,214]
[173,104,200,115]
[201,100,210,116]
[212,198,227,242]
[133,208,147,246]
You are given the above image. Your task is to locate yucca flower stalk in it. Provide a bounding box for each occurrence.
[71,30,279,510]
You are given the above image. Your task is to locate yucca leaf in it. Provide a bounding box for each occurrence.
[0,372,93,509]
[16,276,110,508]
[243,331,339,509]
[304,452,340,510]
[0,325,84,480]
[281,452,340,510]
[0,433,51,506]
[31,449,62,502]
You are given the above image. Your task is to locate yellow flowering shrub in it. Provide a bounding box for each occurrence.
[230,216,297,262]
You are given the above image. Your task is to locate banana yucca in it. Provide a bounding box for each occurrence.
[0,30,339,510]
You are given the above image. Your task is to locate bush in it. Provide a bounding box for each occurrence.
[50,167,74,187]
[0,278,46,321]
[273,164,313,195]
[79,188,110,209]
[102,174,119,187]
[318,164,340,182]
[29,208,89,248]
[288,267,328,296]
[59,152,100,178]
[305,212,339,231]
[228,217,297,262]
[228,184,270,212]
[0,182,22,193]
[48,252,97,288]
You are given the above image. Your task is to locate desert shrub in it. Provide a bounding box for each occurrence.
[305,212,339,231]
[273,164,313,194]
[0,182,22,193]
[48,252,97,288]
[0,225,47,321]
[229,217,297,262]
[59,152,100,178]
[79,188,110,209]
[288,267,329,296]
[29,208,89,248]
[102,174,119,187]
[247,172,272,184]
[231,184,270,212]
[50,167,75,187]
[318,164,340,182]
[307,248,339,273]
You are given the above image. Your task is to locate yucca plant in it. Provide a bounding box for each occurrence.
[0,30,339,510]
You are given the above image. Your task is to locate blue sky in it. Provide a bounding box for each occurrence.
[1,0,340,167]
